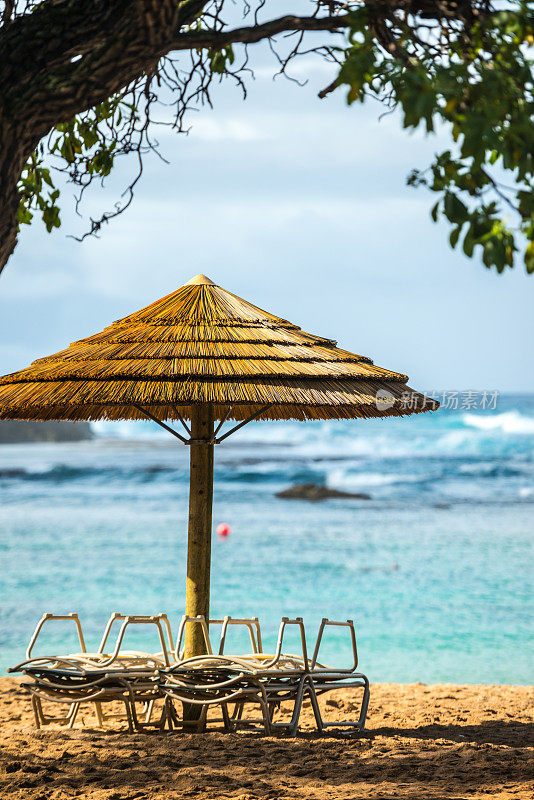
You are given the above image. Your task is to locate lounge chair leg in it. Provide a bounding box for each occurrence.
[130,699,141,731]
[221,702,234,732]
[259,698,272,735]
[124,699,134,733]
[358,679,370,731]
[287,677,307,736]
[93,701,104,727]
[168,698,182,730]
[144,699,154,724]
[31,696,42,729]
[306,679,324,734]
[155,703,167,732]
[67,702,80,729]
[162,697,173,730]
[162,697,170,730]
[314,679,370,734]
[172,699,182,730]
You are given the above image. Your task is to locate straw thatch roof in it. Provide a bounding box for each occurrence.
[0,275,436,422]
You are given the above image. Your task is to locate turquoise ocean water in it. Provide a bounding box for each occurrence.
[1,394,533,683]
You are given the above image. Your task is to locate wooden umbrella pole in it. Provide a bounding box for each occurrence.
[184,403,214,659]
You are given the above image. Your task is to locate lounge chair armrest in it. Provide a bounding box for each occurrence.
[209,616,262,655]
[310,618,358,673]
[174,615,213,661]
[98,613,173,668]
[26,613,86,660]
[264,618,309,671]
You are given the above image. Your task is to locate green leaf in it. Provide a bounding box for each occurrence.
[339,2,534,273]
[443,192,469,223]
[449,225,462,248]
[17,206,33,226]
[463,229,475,258]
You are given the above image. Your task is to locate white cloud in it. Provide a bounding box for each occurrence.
[190,118,271,142]
[73,193,431,302]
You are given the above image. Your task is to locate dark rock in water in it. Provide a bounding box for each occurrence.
[0,468,27,478]
[0,421,93,444]
[276,482,371,502]
[360,562,400,573]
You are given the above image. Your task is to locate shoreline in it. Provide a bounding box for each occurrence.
[1,677,532,799]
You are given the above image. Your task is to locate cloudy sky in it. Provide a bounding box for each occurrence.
[0,42,532,392]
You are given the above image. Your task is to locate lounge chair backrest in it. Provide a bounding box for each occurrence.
[97,613,174,667]
[174,615,213,661]
[26,613,86,659]
[209,616,262,655]
[310,618,358,673]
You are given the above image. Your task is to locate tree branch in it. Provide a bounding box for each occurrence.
[0,1,489,276]
[165,13,354,53]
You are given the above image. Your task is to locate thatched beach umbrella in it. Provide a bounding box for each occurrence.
[0,274,436,655]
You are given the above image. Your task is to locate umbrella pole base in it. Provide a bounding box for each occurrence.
[181,703,206,731]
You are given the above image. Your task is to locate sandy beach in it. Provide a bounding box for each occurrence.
[0,677,532,800]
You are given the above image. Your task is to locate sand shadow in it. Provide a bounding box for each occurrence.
[368,720,534,747]
[2,718,532,799]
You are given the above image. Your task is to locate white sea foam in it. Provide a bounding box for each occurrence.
[433,430,472,451]
[326,468,418,490]
[88,407,534,462]
[24,461,55,474]
[462,411,534,435]
[91,419,167,439]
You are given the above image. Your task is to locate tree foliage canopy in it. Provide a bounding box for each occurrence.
[0,1,532,275]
